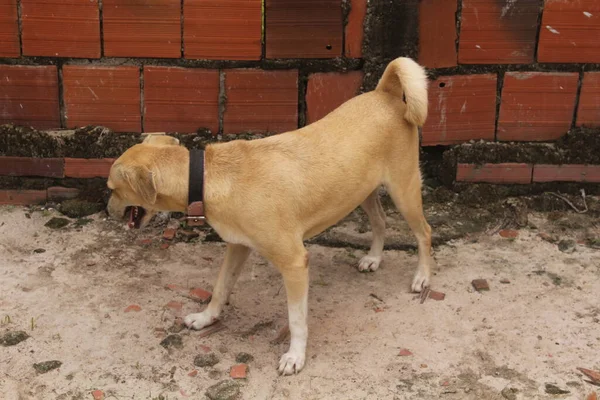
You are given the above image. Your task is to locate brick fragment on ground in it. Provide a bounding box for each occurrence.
[124,304,141,312]
[230,364,248,379]
[499,229,519,238]
[587,392,597,400]
[91,390,104,400]
[199,344,211,353]
[398,349,413,357]
[472,279,490,292]
[538,232,558,243]
[578,367,600,384]
[428,290,445,301]
[160,243,170,250]
[166,283,184,292]
[163,228,177,240]
[165,301,183,311]
[188,369,198,377]
[189,287,212,303]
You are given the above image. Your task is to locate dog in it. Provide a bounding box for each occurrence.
[106,57,434,375]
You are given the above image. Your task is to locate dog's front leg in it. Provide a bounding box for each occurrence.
[271,249,309,375]
[184,243,251,330]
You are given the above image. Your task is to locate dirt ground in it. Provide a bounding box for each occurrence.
[1,201,599,400]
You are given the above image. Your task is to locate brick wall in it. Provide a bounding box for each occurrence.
[1,0,600,205]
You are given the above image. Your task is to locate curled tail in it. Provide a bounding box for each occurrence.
[375,57,428,127]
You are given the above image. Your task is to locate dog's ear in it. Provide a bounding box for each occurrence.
[121,164,158,205]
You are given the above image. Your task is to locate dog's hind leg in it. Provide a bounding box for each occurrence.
[184,243,251,330]
[357,189,386,272]
[386,172,435,293]
[260,241,309,375]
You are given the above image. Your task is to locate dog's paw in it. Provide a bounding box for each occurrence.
[358,255,382,272]
[411,270,430,293]
[184,312,215,330]
[278,351,306,375]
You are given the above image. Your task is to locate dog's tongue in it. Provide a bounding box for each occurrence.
[128,207,137,229]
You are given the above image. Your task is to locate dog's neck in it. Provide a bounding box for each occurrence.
[152,146,191,213]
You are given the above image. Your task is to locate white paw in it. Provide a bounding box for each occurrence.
[411,269,430,293]
[184,312,216,330]
[358,255,382,272]
[278,351,306,375]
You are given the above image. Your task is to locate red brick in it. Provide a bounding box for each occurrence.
[165,301,183,311]
[144,67,219,134]
[230,364,248,379]
[64,158,115,178]
[21,0,100,58]
[0,189,47,205]
[532,164,600,183]
[199,344,211,353]
[189,287,212,303]
[586,392,598,400]
[63,66,141,132]
[188,370,198,377]
[162,228,177,240]
[0,65,60,130]
[266,0,343,58]
[498,72,578,141]
[165,283,185,292]
[538,0,600,63]
[223,69,298,134]
[124,304,142,312]
[398,349,413,356]
[91,390,104,400]
[499,229,519,238]
[345,0,366,58]
[577,72,600,127]
[456,163,533,184]
[305,71,363,124]
[103,0,181,58]
[160,243,170,250]
[472,279,490,292]
[47,186,80,201]
[578,368,600,385]
[184,0,261,60]
[0,0,19,57]
[419,0,457,68]
[0,157,64,177]
[458,0,539,64]
[428,290,446,301]
[422,74,497,146]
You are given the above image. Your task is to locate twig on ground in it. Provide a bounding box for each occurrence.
[547,189,588,214]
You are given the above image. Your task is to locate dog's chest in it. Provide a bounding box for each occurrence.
[209,220,254,248]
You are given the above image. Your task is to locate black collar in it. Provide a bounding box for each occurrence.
[187,149,206,226]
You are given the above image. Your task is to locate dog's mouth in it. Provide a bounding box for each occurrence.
[125,206,146,229]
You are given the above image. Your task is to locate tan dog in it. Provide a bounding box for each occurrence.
[106,57,434,375]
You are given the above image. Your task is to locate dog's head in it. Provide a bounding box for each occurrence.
[106,134,181,229]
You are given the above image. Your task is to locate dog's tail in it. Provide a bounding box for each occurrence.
[376,57,428,127]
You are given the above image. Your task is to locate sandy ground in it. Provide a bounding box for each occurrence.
[1,204,599,400]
